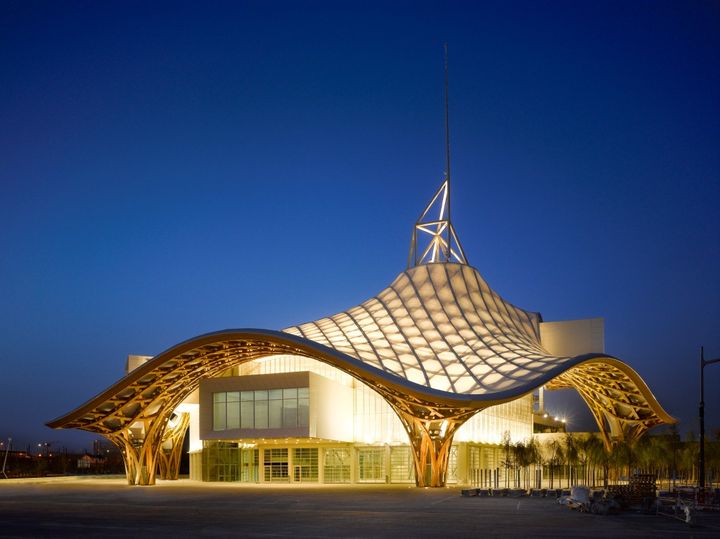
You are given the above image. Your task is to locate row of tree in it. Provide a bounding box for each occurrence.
[498,426,720,490]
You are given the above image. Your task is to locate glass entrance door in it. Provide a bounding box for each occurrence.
[263,448,289,482]
[292,448,318,482]
[240,448,259,482]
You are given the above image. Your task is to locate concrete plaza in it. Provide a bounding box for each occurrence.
[0,477,718,538]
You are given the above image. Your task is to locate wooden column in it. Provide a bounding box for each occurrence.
[391,405,474,487]
[157,412,190,480]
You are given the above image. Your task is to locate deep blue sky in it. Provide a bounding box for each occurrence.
[1,1,718,452]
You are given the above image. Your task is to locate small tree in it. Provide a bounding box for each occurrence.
[681,431,699,485]
[526,437,542,489]
[668,425,681,489]
[547,439,565,490]
[514,441,535,490]
[709,430,720,488]
[564,433,579,488]
[575,435,596,486]
[500,431,513,489]
[609,438,633,483]
[584,435,609,488]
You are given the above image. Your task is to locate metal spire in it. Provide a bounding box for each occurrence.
[443,42,452,261]
[407,44,467,269]
[444,42,451,213]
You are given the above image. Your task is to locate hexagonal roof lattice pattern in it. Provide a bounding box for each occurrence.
[285,262,570,394]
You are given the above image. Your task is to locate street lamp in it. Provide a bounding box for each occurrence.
[2,438,11,479]
[699,346,720,490]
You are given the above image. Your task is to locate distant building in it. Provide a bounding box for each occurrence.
[48,180,673,487]
[77,453,104,470]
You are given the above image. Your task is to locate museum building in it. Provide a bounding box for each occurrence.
[48,180,674,487]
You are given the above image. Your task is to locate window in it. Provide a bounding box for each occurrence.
[282,388,297,427]
[324,448,351,483]
[298,387,309,427]
[202,442,258,483]
[240,391,254,429]
[293,448,318,482]
[240,448,259,483]
[213,393,226,431]
[358,448,385,482]
[264,448,288,482]
[447,445,458,483]
[254,391,268,428]
[390,446,414,483]
[212,387,309,431]
[269,389,282,428]
[226,392,240,429]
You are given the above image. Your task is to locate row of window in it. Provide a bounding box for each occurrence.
[199,441,565,487]
[199,443,462,483]
[200,444,258,482]
[213,388,309,431]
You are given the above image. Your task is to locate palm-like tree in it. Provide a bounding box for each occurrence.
[641,433,676,488]
[668,426,682,488]
[681,431,699,485]
[584,435,609,488]
[514,440,537,490]
[546,439,565,490]
[608,438,631,483]
[500,431,513,489]
[709,430,720,488]
[526,437,542,489]
[564,433,579,487]
[575,435,597,486]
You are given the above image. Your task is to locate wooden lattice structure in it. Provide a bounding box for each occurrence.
[545,361,669,448]
[157,412,190,480]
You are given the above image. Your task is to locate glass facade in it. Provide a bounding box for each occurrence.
[354,383,406,444]
[213,388,309,431]
[293,448,318,482]
[467,444,503,488]
[324,448,351,483]
[240,448,259,482]
[447,445,458,483]
[264,448,289,482]
[236,354,353,387]
[222,354,533,446]
[201,442,259,483]
[195,441,523,486]
[455,394,533,444]
[197,353,536,486]
[390,446,414,483]
[358,448,386,483]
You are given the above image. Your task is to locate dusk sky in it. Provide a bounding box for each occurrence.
[1,1,718,452]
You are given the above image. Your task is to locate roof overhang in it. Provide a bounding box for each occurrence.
[47,328,674,436]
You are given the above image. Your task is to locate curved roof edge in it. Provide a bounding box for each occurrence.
[47,328,675,430]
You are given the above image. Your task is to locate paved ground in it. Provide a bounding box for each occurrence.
[1,477,719,538]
